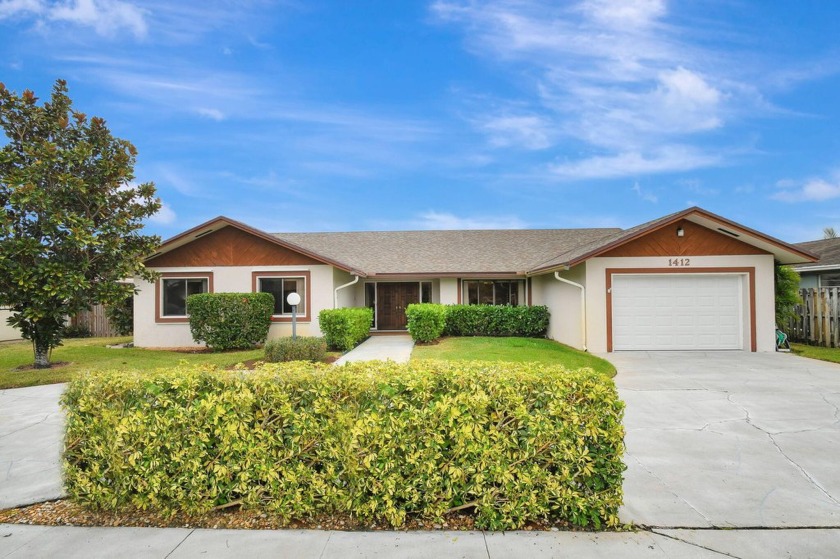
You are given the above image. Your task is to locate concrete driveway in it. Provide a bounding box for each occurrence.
[611,351,840,528]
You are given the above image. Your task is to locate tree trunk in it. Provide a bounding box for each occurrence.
[32,332,52,369]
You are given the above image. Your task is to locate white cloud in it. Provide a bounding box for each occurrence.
[631,181,657,203]
[773,173,840,202]
[549,147,722,179]
[413,211,527,230]
[148,202,176,225]
[432,0,752,178]
[0,0,147,38]
[480,114,553,150]
[195,107,225,121]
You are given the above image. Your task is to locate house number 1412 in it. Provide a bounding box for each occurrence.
[668,258,691,267]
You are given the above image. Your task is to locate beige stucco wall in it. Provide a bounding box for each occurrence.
[333,269,360,308]
[0,310,22,342]
[439,278,458,304]
[134,265,336,348]
[583,254,776,353]
[531,265,587,350]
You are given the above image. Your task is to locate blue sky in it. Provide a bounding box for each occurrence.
[1,0,839,242]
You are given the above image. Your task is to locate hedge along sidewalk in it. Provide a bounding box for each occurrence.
[62,361,625,531]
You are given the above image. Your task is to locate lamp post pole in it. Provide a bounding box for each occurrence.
[286,292,301,340]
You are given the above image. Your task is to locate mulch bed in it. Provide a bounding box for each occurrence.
[14,361,70,371]
[0,500,568,532]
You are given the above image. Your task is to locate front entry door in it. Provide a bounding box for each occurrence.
[377,282,420,330]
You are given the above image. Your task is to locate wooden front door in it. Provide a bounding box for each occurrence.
[377,282,420,330]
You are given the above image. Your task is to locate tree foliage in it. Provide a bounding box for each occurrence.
[824,227,837,239]
[775,263,801,327]
[0,79,160,367]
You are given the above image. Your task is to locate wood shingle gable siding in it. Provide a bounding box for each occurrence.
[145,227,326,267]
[601,219,770,257]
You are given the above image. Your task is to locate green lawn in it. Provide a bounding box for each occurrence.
[412,336,616,377]
[791,343,840,365]
[0,337,265,389]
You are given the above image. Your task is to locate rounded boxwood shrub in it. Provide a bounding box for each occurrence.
[318,307,373,351]
[186,292,274,351]
[264,336,327,362]
[405,303,447,343]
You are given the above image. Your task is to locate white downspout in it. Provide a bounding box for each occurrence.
[554,271,587,352]
[334,275,360,308]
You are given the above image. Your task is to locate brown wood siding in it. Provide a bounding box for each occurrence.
[146,227,325,267]
[601,220,770,258]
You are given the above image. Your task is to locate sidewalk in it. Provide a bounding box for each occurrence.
[334,335,414,365]
[6,523,840,558]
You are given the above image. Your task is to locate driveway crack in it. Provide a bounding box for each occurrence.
[628,454,713,525]
[726,394,840,507]
[649,529,743,558]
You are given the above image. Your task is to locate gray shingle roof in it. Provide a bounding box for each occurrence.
[793,238,840,269]
[273,228,620,275]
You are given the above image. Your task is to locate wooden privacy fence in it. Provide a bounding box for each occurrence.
[70,304,120,338]
[787,288,840,348]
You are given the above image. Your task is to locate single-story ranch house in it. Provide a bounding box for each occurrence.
[135,206,816,353]
[793,237,840,289]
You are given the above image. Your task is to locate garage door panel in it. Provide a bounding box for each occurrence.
[612,274,743,351]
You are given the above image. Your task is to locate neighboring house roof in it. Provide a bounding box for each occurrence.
[792,238,840,272]
[273,228,620,276]
[148,207,817,276]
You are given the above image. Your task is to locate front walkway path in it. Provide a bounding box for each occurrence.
[0,384,65,509]
[334,335,414,365]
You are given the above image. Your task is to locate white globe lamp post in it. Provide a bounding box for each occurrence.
[286,292,301,339]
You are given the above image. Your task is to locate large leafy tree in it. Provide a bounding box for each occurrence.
[0,79,160,368]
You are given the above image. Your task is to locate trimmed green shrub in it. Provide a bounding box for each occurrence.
[264,337,327,363]
[318,307,372,351]
[405,303,447,343]
[444,305,550,337]
[62,361,625,530]
[186,292,274,351]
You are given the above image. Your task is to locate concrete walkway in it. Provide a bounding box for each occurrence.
[334,335,414,365]
[6,523,840,558]
[0,384,65,509]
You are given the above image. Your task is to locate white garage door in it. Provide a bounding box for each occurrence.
[612,274,743,351]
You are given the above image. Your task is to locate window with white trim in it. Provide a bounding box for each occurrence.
[258,276,306,315]
[464,280,522,306]
[162,278,208,317]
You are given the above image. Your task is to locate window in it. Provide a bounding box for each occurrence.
[821,273,840,287]
[464,280,522,306]
[258,276,306,315]
[162,277,208,317]
[421,281,432,303]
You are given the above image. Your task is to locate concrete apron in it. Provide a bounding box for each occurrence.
[609,350,840,529]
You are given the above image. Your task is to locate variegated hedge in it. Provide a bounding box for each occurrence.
[62,361,625,530]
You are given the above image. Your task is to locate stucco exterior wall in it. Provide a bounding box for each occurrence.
[439,278,458,305]
[333,269,359,308]
[531,265,587,350]
[0,310,22,342]
[583,254,776,353]
[134,265,336,347]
